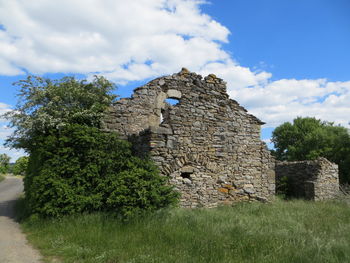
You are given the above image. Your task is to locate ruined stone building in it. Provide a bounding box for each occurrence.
[103,68,276,207]
[275,158,339,200]
[103,68,340,207]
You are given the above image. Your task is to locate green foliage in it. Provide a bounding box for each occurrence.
[24,124,178,218]
[13,156,29,176]
[3,75,116,151]
[0,153,11,174]
[22,199,350,263]
[272,117,350,183]
[4,75,178,218]
[275,176,290,198]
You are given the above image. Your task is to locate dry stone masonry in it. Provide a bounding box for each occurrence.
[103,69,340,206]
[275,158,339,200]
[103,68,275,208]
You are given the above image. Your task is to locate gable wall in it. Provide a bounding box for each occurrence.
[103,69,275,207]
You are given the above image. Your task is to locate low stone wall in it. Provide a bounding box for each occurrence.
[275,158,339,200]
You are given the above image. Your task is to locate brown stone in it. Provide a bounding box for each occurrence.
[102,68,277,208]
[218,188,229,194]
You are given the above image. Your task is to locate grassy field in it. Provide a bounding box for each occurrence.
[20,198,350,263]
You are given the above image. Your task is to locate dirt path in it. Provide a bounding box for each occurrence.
[0,176,42,263]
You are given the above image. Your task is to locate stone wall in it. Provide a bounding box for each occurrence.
[275,158,339,200]
[103,68,275,208]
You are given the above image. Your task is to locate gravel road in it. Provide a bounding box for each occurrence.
[0,176,42,263]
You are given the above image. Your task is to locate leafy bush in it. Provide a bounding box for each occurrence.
[25,124,179,218]
[4,75,178,218]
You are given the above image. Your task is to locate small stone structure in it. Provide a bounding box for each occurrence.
[103,68,275,207]
[275,158,339,200]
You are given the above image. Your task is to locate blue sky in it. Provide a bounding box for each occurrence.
[0,0,349,160]
[203,0,350,81]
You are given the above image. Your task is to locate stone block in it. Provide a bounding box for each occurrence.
[218,188,229,194]
[181,166,194,173]
[167,89,182,99]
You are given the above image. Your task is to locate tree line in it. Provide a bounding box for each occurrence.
[0,154,28,176]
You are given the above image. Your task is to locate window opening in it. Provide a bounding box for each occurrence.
[180,172,192,180]
[165,98,180,105]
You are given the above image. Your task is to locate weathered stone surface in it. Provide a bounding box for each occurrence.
[102,69,276,207]
[167,89,182,99]
[150,126,173,135]
[181,166,194,173]
[275,158,339,200]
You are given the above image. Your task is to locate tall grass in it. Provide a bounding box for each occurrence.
[21,199,350,263]
[0,174,5,182]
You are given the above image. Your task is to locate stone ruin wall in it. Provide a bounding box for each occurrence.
[103,69,275,208]
[275,158,339,200]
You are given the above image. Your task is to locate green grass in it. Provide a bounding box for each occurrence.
[0,174,5,182]
[20,199,350,263]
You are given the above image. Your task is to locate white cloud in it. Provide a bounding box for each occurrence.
[0,0,349,130]
[0,103,24,161]
[0,102,11,121]
[0,0,229,79]
[0,143,26,162]
[222,77,350,128]
[200,60,271,90]
[0,124,12,140]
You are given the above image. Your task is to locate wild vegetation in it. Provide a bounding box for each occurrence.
[0,153,10,174]
[25,124,177,217]
[4,75,349,262]
[19,198,350,263]
[4,76,178,218]
[272,117,350,183]
[12,156,29,176]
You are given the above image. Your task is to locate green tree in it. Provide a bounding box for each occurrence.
[272,117,350,183]
[3,75,178,218]
[4,75,116,151]
[13,156,29,176]
[0,153,11,174]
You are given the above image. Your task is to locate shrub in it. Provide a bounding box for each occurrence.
[25,124,178,218]
[13,156,29,176]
